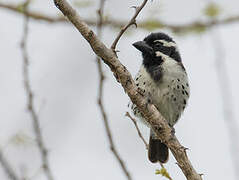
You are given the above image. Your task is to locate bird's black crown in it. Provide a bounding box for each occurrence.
[133,32,182,68]
[143,32,175,45]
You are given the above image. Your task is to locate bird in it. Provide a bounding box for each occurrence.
[129,32,190,163]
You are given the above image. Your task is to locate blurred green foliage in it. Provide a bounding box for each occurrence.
[140,19,165,30]
[204,3,221,18]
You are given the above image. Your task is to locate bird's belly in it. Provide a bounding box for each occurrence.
[153,76,189,126]
[130,65,189,127]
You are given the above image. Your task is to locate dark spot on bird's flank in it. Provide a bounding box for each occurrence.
[185,91,189,96]
[177,85,180,89]
[152,89,155,92]
[171,95,174,98]
[182,91,185,95]
[136,83,139,86]
[137,87,145,96]
[143,82,146,85]
[136,77,139,81]
[134,111,136,115]
[182,85,185,89]
[183,106,185,109]
[171,80,174,82]
[143,89,145,93]
[183,99,186,104]
[177,79,180,82]
[147,98,152,103]
[174,97,177,101]
[127,103,130,108]
[176,114,179,120]
[186,83,189,87]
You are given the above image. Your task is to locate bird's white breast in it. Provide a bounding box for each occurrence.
[131,56,190,126]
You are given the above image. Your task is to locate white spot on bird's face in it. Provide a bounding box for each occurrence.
[155,51,170,60]
[154,40,177,48]
[155,51,163,57]
[155,51,180,66]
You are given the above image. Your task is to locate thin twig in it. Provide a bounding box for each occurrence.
[0,150,19,180]
[111,0,148,51]
[125,112,173,178]
[95,1,132,180]
[125,113,173,180]
[53,0,203,179]
[1,2,239,34]
[20,2,54,180]
[0,3,65,22]
[211,30,239,179]
[125,112,148,149]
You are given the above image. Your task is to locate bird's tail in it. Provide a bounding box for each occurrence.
[148,129,169,163]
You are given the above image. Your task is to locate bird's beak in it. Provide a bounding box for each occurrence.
[132,41,153,55]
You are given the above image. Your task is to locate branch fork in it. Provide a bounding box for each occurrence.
[53,0,203,179]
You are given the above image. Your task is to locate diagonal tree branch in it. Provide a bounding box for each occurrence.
[20,2,54,180]
[0,150,19,180]
[53,0,203,179]
[95,1,132,180]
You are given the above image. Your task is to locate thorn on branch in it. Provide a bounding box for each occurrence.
[130,5,140,12]
[131,20,137,28]
[180,146,189,152]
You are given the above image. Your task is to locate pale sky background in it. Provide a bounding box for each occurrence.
[1,0,239,180]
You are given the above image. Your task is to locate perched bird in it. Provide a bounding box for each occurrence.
[130,32,190,163]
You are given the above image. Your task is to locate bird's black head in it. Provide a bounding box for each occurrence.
[133,32,181,68]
